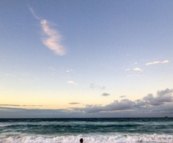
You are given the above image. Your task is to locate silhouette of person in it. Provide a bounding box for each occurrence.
[80,138,83,143]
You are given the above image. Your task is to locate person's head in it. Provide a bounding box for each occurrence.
[80,138,83,143]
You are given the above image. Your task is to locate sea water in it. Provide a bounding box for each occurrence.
[0,118,173,143]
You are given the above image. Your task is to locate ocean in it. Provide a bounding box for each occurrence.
[0,118,173,143]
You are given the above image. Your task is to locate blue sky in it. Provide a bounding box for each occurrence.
[0,0,173,118]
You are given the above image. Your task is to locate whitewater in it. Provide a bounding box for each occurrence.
[0,118,173,143]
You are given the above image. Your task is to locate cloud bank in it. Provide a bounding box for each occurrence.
[1,89,173,118]
[73,88,173,114]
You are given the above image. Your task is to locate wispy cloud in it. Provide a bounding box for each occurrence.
[145,61,160,65]
[134,68,143,72]
[29,7,40,20]
[120,95,126,98]
[90,83,105,90]
[0,104,42,107]
[125,68,130,71]
[40,20,65,55]
[69,102,80,105]
[145,60,169,66]
[29,7,66,56]
[0,104,20,107]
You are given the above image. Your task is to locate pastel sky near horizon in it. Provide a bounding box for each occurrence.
[0,0,173,118]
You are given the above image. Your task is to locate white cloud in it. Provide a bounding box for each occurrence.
[29,7,66,56]
[145,60,169,66]
[66,69,73,73]
[145,61,160,65]
[67,80,77,85]
[134,68,143,72]
[162,60,169,63]
[41,20,65,56]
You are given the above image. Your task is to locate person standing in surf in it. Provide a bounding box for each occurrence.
[80,138,83,143]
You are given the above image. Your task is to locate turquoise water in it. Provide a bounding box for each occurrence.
[0,118,173,142]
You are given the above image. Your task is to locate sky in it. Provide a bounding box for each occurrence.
[0,0,173,118]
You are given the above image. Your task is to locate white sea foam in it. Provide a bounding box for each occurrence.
[0,134,173,143]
